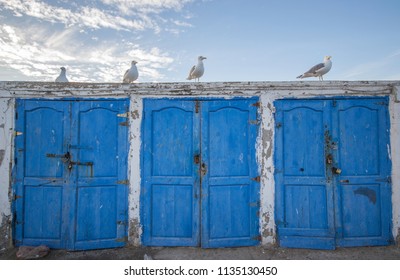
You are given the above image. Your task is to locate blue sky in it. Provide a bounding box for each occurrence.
[0,0,399,83]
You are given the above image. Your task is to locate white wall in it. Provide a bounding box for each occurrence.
[0,98,14,249]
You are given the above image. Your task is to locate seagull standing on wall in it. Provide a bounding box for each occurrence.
[55,67,69,83]
[123,60,139,83]
[187,56,206,82]
[296,56,332,81]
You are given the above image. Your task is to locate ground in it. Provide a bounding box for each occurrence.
[1,245,400,260]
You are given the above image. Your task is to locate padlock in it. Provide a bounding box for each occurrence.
[332,167,342,174]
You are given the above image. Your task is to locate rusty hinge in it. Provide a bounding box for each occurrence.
[115,236,128,243]
[119,121,129,127]
[195,100,200,113]
[117,180,129,185]
[251,176,260,183]
[252,101,261,107]
[251,235,262,241]
[117,112,130,118]
[249,201,260,207]
[13,194,22,201]
[194,154,200,164]
[249,120,260,125]
[15,131,23,136]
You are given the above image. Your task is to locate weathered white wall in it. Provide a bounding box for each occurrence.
[1,81,399,248]
[390,86,400,243]
[0,97,14,249]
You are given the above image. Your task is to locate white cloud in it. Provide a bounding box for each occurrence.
[100,0,193,15]
[0,24,174,82]
[0,0,194,32]
[0,0,151,31]
[342,52,400,80]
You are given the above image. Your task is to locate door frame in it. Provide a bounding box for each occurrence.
[140,97,260,248]
[13,98,130,250]
[274,96,393,249]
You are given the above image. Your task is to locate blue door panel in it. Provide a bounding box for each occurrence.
[142,98,259,248]
[141,99,200,246]
[275,97,392,249]
[23,186,62,239]
[333,99,392,247]
[209,185,250,239]
[14,100,70,248]
[151,184,193,238]
[275,100,334,249]
[201,99,259,248]
[14,99,129,250]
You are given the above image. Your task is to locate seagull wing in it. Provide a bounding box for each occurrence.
[305,62,325,74]
[187,65,196,80]
[123,69,129,82]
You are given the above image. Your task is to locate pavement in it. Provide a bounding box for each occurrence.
[1,244,400,260]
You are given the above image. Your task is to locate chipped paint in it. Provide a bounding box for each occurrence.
[1,81,400,248]
[0,214,11,250]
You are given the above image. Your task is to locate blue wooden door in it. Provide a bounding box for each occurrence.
[275,97,392,249]
[201,100,260,248]
[141,99,200,246]
[14,99,129,250]
[332,99,392,247]
[141,98,259,248]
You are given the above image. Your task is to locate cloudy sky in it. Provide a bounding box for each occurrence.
[0,0,399,83]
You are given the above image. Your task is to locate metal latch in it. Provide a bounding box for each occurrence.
[117,112,130,118]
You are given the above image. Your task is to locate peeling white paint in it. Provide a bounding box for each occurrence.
[1,80,400,248]
[0,98,14,246]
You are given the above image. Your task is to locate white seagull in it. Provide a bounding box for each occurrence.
[297,56,332,81]
[187,56,206,82]
[123,60,139,83]
[55,67,69,83]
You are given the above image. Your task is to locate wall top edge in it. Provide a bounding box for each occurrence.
[0,81,399,98]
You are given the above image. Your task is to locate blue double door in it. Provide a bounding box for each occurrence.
[14,99,129,250]
[141,98,260,248]
[275,97,392,249]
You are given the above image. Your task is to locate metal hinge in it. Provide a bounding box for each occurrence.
[115,236,128,243]
[13,194,22,201]
[117,112,130,118]
[119,121,129,127]
[249,201,260,207]
[252,101,261,107]
[117,180,129,185]
[251,176,260,183]
[195,100,200,113]
[15,131,23,136]
[249,120,260,125]
[251,235,262,241]
[375,177,392,183]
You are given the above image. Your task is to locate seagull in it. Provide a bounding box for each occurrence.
[296,56,332,81]
[55,67,69,83]
[123,60,139,83]
[187,56,206,82]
